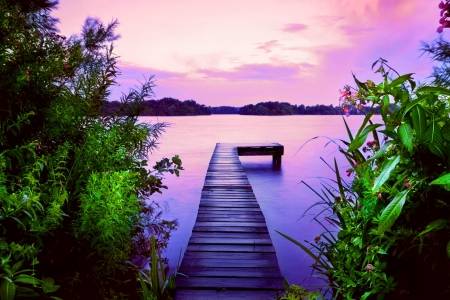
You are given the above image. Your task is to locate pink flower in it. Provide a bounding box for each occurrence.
[105,171,109,174]
[440,1,445,9]
[346,169,353,177]
[25,69,29,74]
[438,25,444,33]
[126,151,130,155]
[365,264,374,271]
[314,236,321,243]
[378,193,382,199]
[405,183,411,188]
[339,88,351,99]
[342,107,350,117]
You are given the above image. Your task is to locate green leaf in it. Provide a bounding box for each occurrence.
[378,190,410,233]
[408,79,416,91]
[348,124,382,152]
[442,123,450,141]
[372,155,400,193]
[417,86,450,95]
[398,123,413,153]
[390,73,414,87]
[10,261,23,274]
[380,95,390,122]
[14,274,40,285]
[365,141,394,163]
[418,219,447,236]
[422,121,446,159]
[353,72,368,92]
[410,105,427,140]
[447,240,450,259]
[276,230,329,269]
[0,280,16,300]
[430,173,450,185]
[378,129,398,140]
[402,96,428,119]
[342,116,354,142]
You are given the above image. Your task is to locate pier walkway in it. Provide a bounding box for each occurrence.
[175,143,284,300]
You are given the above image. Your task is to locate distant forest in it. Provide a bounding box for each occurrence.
[102,98,389,116]
[102,97,211,116]
[238,101,387,115]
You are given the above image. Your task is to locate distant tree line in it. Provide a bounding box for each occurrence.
[103,98,394,116]
[209,106,240,114]
[238,101,389,115]
[103,97,211,116]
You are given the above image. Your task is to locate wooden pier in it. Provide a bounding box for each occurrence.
[175,143,284,300]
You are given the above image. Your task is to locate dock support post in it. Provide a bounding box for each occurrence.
[273,155,282,165]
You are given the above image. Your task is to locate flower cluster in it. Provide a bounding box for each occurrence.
[339,85,367,117]
[438,1,450,33]
[404,178,411,189]
[364,264,374,272]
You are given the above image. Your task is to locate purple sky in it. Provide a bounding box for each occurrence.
[54,0,442,106]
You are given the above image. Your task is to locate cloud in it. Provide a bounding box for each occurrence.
[196,63,310,82]
[281,23,308,32]
[256,40,279,53]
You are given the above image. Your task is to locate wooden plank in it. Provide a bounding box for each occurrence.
[187,237,273,245]
[193,221,267,227]
[176,277,284,289]
[182,251,278,260]
[175,289,281,300]
[195,217,266,222]
[180,258,278,268]
[190,232,271,239]
[198,207,262,212]
[199,201,260,208]
[186,244,276,252]
[178,266,281,278]
[197,212,264,217]
[192,226,269,233]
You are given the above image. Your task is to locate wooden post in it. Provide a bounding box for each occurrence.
[273,155,281,165]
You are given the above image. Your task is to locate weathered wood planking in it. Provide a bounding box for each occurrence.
[175,143,284,300]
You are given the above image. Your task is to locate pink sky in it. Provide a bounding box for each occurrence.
[54,0,441,107]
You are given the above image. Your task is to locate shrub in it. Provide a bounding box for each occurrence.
[279,58,450,299]
[0,1,183,298]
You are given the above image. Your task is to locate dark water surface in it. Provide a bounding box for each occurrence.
[142,114,382,289]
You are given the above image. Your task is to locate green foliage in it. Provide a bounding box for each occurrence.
[0,1,183,298]
[137,235,177,300]
[281,58,450,299]
[277,284,325,300]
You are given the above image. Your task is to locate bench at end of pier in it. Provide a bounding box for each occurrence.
[236,143,284,165]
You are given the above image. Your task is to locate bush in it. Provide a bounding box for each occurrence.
[0,1,183,298]
[279,58,450,299]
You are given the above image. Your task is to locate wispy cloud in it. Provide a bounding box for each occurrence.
[196,63,309,82]
[281,23,308,32]
[256,40,279,53]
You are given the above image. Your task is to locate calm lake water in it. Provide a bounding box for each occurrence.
[142,114,382,289]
